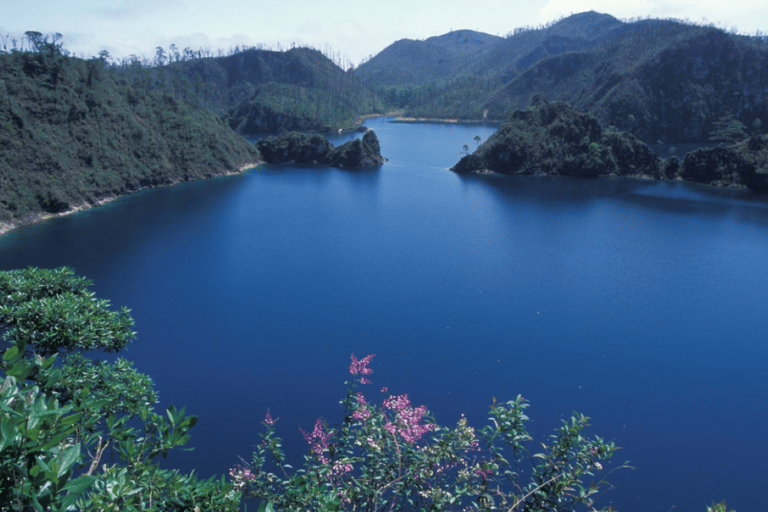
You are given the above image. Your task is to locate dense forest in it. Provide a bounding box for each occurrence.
[355,11,768,143]
[0,37,261,234]
[453,95,768,192]
[112,45,384,133]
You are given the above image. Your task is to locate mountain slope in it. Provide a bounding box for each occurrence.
[0,49,260,233]
[148,47,384,133]
[353,30,503,86]
[358,11,768,143]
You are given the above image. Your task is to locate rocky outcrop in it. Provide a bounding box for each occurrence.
[256,130,386,169]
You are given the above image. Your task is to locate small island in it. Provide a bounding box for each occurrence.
[255,130,386,169]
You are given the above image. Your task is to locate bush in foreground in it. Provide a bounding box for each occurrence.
[235,354,628,511]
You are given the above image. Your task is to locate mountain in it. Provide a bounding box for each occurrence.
[484,23,768,142]
[356,12,768,143]
[353,30,503,86]
[142,47,384,133]
[0,48,261,234]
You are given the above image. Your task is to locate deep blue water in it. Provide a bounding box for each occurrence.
[2,117,768,511]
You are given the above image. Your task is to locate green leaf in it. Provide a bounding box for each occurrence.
[2,346,19,362]
[55,443,81,479]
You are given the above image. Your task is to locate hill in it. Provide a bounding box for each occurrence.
[356,12,768,143]
[136,47,385,133]
[453,96,768,192]
[353,30,503,87]
[0,48,261,235]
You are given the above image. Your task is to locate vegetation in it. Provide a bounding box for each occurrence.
[116,47,385,134]
[356,12,768,143]
[255,130,385,168]
[453,96,663,179]
[0,267,239,511]
[453,97,768,192]
[237,354,627,511]
[0,44,261,233]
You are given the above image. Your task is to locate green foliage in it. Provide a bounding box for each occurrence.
[38,354,157,417]
[0,267,135,356]
[358,13,768,143]
[255,130,385,169]
[238,355,627,511]
[226,82,365,133]
[708,113,748,143]
[453,97,663,179]
[135,47,384,133]
[707,501,736,512]
[0,267,239,511]
[0,50,260,230]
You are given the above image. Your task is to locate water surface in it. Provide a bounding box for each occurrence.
[1,118,767,511]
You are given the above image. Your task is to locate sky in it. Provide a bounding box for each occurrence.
[1,0,767,66]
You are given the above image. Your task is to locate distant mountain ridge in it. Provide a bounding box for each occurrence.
[355,11,768,143]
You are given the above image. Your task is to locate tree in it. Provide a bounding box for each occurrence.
[708,113,748,143]
[24,31,44,52]
[155,46,166,67]
[0,267,240,511]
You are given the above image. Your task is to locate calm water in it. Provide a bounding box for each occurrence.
[2,117,768,511]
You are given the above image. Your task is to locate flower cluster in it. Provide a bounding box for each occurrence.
[349,353,375,384]
[383,393,435,443]
[351,392,371,421]
[236,354,622,512]
[300,418,333,463]
[228,466,255,492]
[264,408,278,426]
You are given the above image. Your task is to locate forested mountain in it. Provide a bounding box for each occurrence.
[134,47,384,133]
[356,11,768,143]
[0,47,261,234]
[352,30,503,86]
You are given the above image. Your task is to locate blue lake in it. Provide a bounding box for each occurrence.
[2,117,768,511]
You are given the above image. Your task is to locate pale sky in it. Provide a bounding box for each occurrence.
[2,0,767,66]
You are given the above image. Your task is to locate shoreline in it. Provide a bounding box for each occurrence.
[0,161,263,240]
[390,116,501,125]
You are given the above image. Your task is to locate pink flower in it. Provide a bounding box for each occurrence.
[301,418,333,463]
[382,394,434,443]
[264,408,279,426]
[352,392,371,421]
[350,353,375,384]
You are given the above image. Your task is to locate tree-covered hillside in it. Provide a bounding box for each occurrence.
[356,11,768,143]
[454,96,768,192]
[0,46,261,234]
[131,47,385,133]
[352,30,503,87]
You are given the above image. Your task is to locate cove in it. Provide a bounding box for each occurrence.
[1,117,768,511]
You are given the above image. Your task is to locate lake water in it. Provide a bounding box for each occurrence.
[2,117,768,511]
